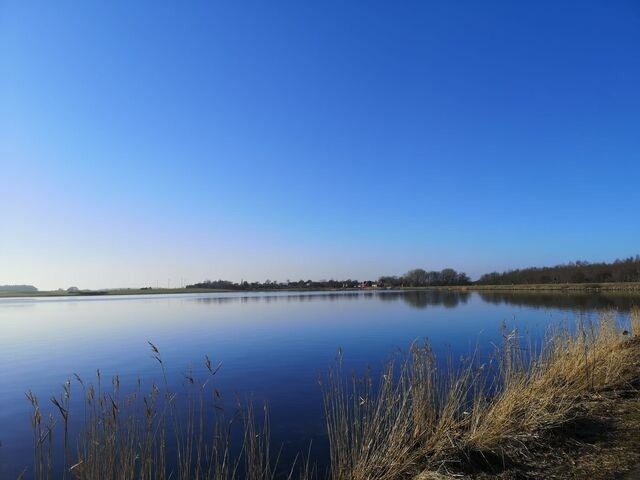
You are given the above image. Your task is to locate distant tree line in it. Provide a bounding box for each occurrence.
[187,267,470,291]
[0,284,38,292]
[187,279,362,291]
[187,256,640,291]
[477,256,640,285]
[378,268,471,287]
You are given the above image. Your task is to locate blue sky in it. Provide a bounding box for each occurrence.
[1,1,639,289]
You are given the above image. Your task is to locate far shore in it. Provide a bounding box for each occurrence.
[447,281,640,292]
[0,287,234,298]
[3,281,640,299]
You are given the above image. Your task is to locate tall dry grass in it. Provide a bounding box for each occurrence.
[631,305,640,337]
[26,343,312,480]
[321,311,640,479]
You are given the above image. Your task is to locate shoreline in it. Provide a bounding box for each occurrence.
[3,282,640,299]
[0,287,367,299]
[447,281,640,292]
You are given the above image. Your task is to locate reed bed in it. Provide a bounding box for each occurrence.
[26,344,310,480]
[25,310,640,479]
[321,309,640,479]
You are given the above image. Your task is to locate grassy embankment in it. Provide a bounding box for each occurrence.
[24,309,640,479]
[448,281,640,292]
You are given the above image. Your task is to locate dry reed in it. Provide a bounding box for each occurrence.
[321,311,640,479]
[27,343,312,480]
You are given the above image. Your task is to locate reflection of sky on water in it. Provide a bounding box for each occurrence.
[0,290,636,478]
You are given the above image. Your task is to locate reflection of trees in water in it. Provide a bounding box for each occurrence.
[477,291,640,312]
[190,290,471,309]
[373,290,471,309]
[192,292,365,305]
[189,290,637,311]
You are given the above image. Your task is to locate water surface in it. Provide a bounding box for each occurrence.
[0,290,636,477]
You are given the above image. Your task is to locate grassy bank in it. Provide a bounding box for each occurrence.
[3,282,640,298]
[0,287,233,298]
[0,287,366,298]
[450,282,640,292]
[23,309,640,479]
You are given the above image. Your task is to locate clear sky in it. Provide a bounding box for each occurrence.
[1,1,639,290]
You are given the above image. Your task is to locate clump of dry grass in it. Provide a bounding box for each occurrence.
[27,343,312,480]
[321,345,486,480]
[322,311,640,479]
[322,351,421,480]
[463,313,637,454]
[631,306,640,337]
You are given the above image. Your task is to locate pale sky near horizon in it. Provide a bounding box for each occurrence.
[1,1,640,290]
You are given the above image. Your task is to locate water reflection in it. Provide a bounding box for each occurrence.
[192,290,471,309]
[190,289,639,312]
[376,290,470,308]
[477,291,640,312]
[192,292,362,306]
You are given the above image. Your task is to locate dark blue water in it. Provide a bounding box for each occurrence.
[0,290,636,478]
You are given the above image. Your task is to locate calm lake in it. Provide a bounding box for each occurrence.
[1,290,638,478]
